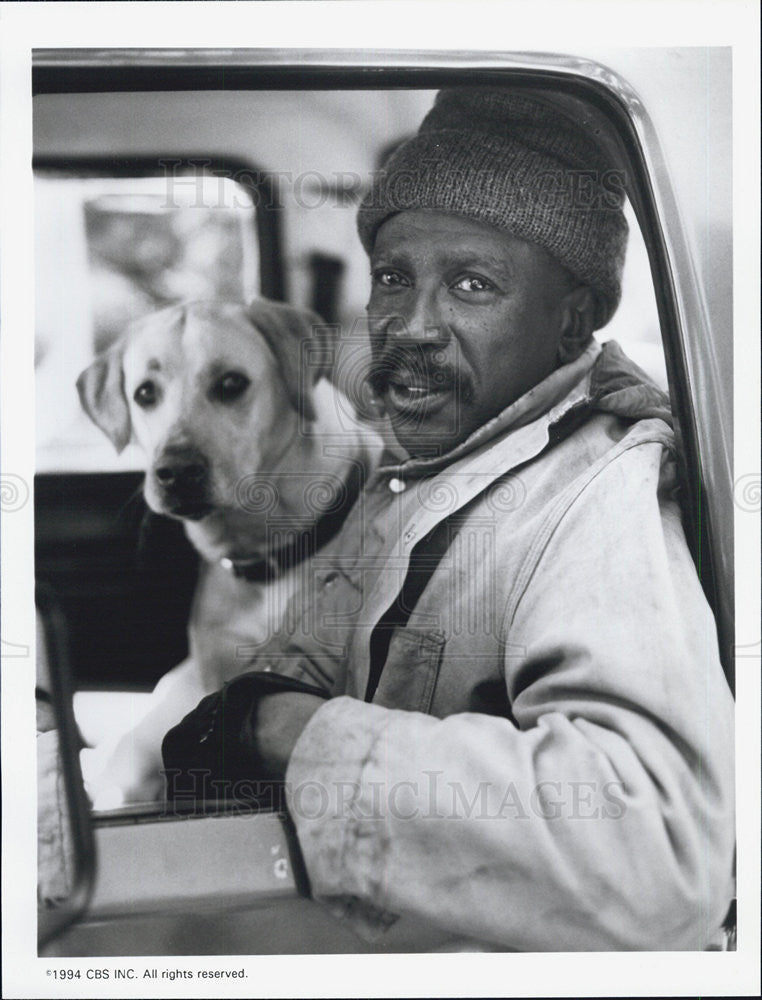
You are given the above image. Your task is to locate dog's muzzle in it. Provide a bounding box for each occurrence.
[152,446,212,520]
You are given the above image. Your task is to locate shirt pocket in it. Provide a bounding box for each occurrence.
[372,628,446,714]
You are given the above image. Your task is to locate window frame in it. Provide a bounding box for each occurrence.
[32,49,735,951]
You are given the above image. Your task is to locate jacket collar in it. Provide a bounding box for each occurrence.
[588,340,672,426]
[377,340,600,481]
[376,340,671,485]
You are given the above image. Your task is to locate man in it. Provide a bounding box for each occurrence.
[164,88,735,951]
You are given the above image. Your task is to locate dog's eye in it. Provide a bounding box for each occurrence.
[133,380,159,408]
[213,371,250,403]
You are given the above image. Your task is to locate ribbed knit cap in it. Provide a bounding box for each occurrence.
[357,87,629,329]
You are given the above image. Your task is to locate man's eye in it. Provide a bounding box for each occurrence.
[372,269,409,288]
[133,380,159,408]
[452,275,494,293]
[212,371,250,403]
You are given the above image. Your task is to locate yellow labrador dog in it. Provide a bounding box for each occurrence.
[76,299,381,806]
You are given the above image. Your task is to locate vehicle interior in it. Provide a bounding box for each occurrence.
[32,48,733,956]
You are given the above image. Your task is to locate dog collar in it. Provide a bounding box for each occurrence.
[220,552,280,581]
[218,460,364,583]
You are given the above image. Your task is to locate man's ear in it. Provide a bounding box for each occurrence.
[246,298,334,423]
[76,342,131,452]
[556,285,597,365]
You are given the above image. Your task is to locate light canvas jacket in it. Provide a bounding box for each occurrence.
[259,340,734,951]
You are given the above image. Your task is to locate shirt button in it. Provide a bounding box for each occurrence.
[389,477,406,493]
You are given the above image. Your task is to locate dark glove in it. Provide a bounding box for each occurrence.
[161,671,329,808]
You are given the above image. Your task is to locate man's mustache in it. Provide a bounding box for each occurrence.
[366,346,460,396]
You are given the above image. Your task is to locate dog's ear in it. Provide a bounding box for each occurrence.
[246,299,333,423]
[76,342,132,453]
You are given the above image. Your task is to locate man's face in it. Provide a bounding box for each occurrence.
[366,210,577,457]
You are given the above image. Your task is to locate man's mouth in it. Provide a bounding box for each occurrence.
[385,376,453,415]
[370,354,458,418]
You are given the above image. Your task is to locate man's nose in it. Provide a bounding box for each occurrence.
[387,291,448,344]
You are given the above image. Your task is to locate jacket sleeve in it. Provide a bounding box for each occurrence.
[284,439,735,950]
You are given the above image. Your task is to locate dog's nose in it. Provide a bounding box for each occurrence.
[155,450,208,489]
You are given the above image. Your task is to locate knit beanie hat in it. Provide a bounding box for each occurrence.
[357,87,629,329]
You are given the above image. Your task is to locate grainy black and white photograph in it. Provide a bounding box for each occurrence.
[1,2,760,998]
